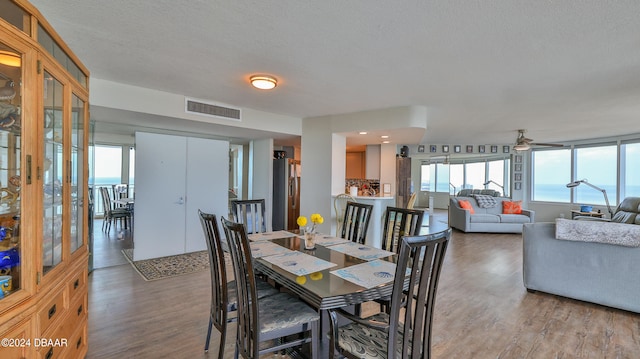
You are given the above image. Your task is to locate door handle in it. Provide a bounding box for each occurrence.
[176,197,184,205]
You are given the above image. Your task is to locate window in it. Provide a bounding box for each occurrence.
[93,145,122,186]
[420,157,510,195]
[622,142,640,198]
[450,163,464,194]
[532,149,571,202]
[574,145,617,205]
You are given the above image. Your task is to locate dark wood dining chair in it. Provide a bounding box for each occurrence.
[328,228,451,359]
[376,206,426,313]
[340,202,373,244]
[100,186,131,233]
[198,210,278,359]
[230,199,267,234]
[221,217,320,359]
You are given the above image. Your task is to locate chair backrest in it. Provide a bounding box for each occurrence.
[230,199,267,234]
[406,192,418,209]
[112,184,129,200]
[334,194,356,236]
[221,217,260,358]
[198,210,231,333]
[611,197,640,223]
[381,206,425,253]
[340,202,373,244]
[100,187,112,213]
[388,229,451,358]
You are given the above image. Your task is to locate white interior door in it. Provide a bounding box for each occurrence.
[184,137,229,252]
[134,132,187,260]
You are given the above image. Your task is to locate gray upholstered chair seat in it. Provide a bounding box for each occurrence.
[337,312,410,359]
[258,292,320,335]
[226,279,279,311]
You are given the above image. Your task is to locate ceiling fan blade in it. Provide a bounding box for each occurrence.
[530,142,564,147]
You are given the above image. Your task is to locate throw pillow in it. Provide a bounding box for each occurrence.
[502,200,522,214]
[458,200,475,214]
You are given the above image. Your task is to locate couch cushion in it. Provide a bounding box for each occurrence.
[555,218,640,247]
[470,214,500,223]
[498,214,530,223]
[458,199,475,214]
[502,200,523,214]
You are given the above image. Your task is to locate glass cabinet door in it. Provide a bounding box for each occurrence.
[70,93,85,253]
[42,71,63,274]
[0,42,22,299]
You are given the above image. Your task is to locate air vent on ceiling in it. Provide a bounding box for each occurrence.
[185,97,241,121]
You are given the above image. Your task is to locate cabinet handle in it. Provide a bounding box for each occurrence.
[48,304,57,319]
[67,160,72,183]
[74,279,80,289]
[26,155,32,184]
[76,336,82,349]
[77,304,83,316]
[44,348,53,359]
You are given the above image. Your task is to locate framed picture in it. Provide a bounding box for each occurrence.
[430,145,437,153]
[514,173,522,181]
[383,183,391,194]
[515,164,522,172]
[454,145,461,153]
[442,145,449,153]
[491,145,498,153]
[466,145,473,153]
[503,145,510,153]
[418,145,425,153]
[515,155,523,163]
[478,145,485,153]
[514,182,522,190]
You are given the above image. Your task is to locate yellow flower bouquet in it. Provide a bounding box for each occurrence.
[297,213,324,249]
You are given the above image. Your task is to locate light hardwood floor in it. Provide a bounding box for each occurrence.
[86,226,640,358]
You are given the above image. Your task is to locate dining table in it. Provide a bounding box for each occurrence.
[249,215,450,311]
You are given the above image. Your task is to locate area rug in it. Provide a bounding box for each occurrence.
[122,249,211,281]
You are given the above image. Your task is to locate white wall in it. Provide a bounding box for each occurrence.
[249,138,274,231]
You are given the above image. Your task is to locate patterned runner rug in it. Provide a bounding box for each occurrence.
[122,249,210,281]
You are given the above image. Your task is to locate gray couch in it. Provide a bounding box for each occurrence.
[522,197,640,313]
[449,196,535,233]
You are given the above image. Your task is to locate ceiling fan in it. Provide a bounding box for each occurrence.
[513,129,564,151]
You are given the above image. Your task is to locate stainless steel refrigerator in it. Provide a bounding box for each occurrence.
[273,158,300,231]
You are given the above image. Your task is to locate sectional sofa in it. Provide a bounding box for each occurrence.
[449,196,535,233]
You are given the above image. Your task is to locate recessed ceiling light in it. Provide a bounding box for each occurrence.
[381,135,389,139]
[359,131,368,135]
[250,75,277,90]
[382,140,390,144]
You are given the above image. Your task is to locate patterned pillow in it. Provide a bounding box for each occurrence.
[458,200,475,214]
[502,200,522,214]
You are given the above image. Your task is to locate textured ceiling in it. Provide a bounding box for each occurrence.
[28,0,640,146]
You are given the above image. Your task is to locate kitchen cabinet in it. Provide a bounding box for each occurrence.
[0,1,89,358]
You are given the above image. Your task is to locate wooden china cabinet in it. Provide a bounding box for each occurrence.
[0,1,90,358]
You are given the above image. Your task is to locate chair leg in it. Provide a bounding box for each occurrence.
[204,317,213,352]
[311,319,319,359]
[218,322,227,359]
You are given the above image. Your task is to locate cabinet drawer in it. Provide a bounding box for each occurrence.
[37,344,65,359]
[65,320,87,359]
[37,289,66,336]
[67,268,87,302]
[0,319,32,359]
[57,294,87,340]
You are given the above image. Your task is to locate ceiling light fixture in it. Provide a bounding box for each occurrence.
[513,143,530,151]
[250,75,277,90]
[381,135,389,139]
[359,131,368,135]
[382,140,390,144]
[0,50,21,67]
